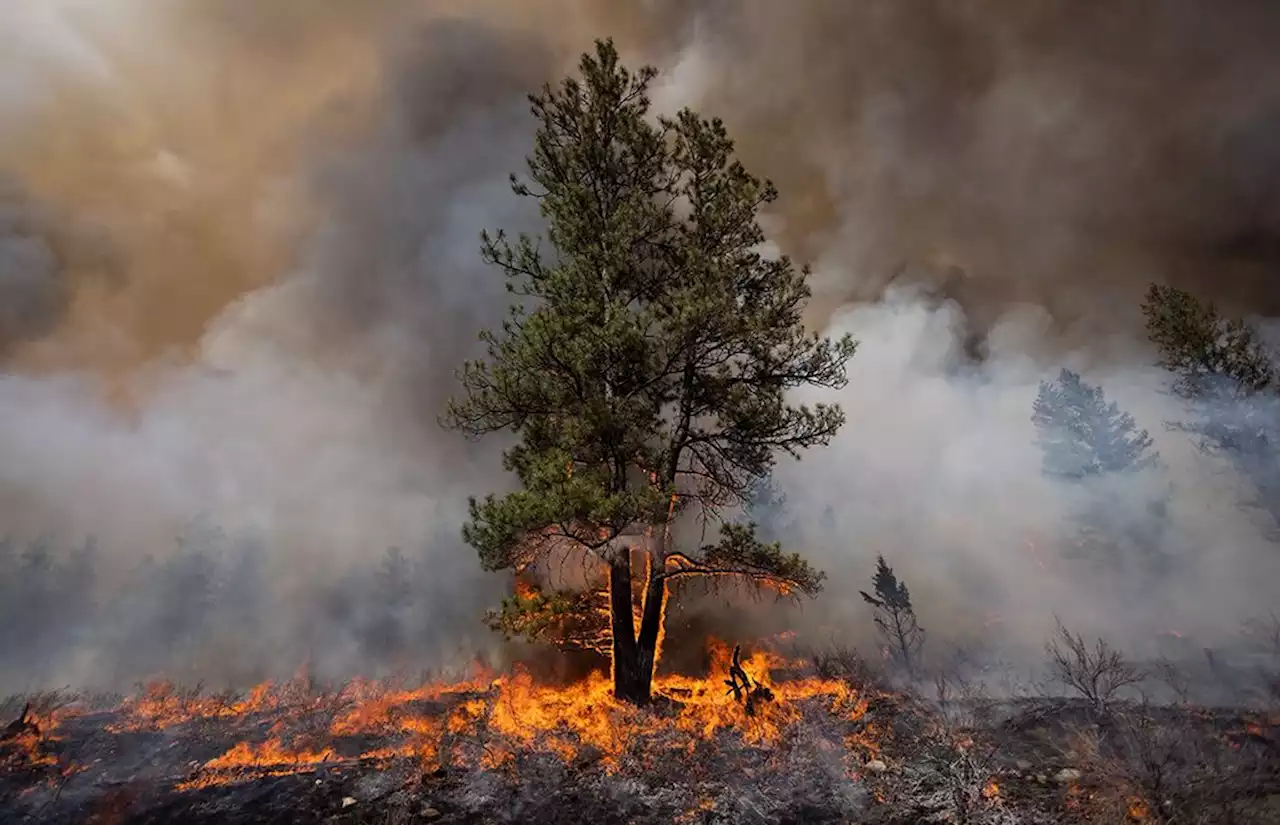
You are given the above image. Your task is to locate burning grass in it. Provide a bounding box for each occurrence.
[1,639,894,823]
[158,638,882,788]
[2,642,1278,825]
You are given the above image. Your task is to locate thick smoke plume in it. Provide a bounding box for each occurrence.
[1,1,1279,691]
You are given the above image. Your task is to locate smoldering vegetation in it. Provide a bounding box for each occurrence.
[0,0,1278,706]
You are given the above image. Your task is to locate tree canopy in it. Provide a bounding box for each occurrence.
[1142,284,1280,522]
[1032,368,1158,482]
[444,40,855,703]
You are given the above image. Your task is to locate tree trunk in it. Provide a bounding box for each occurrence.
[609,551,668,706]
[633,554,667,702]
[609,558,645,704]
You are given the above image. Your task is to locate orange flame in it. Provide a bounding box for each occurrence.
[170,638,881,788]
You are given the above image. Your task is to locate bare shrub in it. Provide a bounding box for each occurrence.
[1065,701,1280,825]
[1150,658,1192,706]
[1045,619,1144,713]
[0,689,72,726]
[928,650,992,732]
[812,645,882,687]
[884,735,1036,825]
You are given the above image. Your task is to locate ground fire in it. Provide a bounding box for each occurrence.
[5,637,1277,824]
[2,635,907,822]
[123,636,877,784]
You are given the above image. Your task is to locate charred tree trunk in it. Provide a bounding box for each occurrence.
[609,557,645,704]
[609,547,669,706]
[633,556,667,704]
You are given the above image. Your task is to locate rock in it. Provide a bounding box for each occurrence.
[341,797,357,808]
[864,759,888,774]
[1015,759,1033,771]
[1035,774,1047,784]
[1053,768,1082,784]
[421,807,442,820]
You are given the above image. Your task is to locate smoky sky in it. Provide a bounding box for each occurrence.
[644,1,1280,352]
[1,1,1279,690]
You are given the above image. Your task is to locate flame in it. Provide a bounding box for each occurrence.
[171,637,881,788]
[982,779,1000,799]
[108,680,281,732]
[176,738,339,791]
[1,728,58,771]
[1127,797,1150,821]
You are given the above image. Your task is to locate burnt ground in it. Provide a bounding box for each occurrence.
[1,676,1278,825]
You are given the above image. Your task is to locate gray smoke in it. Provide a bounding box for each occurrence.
[0,1,1278,691]
[0,178,118,356]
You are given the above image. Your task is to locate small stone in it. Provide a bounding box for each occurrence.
[1015,759,1033,771]
[1053,768,1082,784]
[1035,774,1048,784]
[864,759,888,774]
[341,797,357,808]
[421,807,442,820]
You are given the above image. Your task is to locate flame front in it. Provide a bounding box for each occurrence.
[150,638,879,789]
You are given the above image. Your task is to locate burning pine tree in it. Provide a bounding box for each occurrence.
[445,40,856,706]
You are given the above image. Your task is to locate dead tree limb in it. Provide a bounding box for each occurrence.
[724,645,775,717]
[1,703,38,742]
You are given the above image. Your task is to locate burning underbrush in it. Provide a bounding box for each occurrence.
[0,639,895,823]
[2,639,1278,824]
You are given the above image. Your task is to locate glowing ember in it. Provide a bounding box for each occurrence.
[982,779,1000,799]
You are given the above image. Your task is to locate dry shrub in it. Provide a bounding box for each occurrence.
[1045,620,1144,714]
[1064,702,1279,825]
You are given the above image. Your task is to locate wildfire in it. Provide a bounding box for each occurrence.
[982,779,1000,799]
[108,680,281,732]
[0,702,70,773]
[171,637,881,789]
[176,737,341,791]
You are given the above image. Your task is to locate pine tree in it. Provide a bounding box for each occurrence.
[1032,368,1166,572]
[860,555,924,677]
[1032,368,1158,481]
[1143,284,1273,401]
[445,40,855,705]
[1142,284,1280,522]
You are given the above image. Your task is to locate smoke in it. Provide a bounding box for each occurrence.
[1,1,1278,691]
